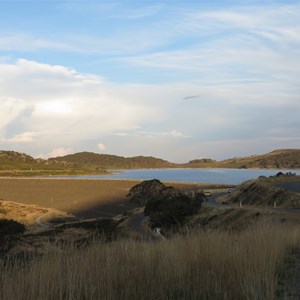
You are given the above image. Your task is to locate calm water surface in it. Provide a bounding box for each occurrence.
[55,168,300,185]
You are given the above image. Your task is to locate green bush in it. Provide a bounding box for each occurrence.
[144,193,202,229]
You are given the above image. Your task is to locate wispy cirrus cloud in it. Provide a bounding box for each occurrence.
[0,33,73,52]
[118,3,300,81]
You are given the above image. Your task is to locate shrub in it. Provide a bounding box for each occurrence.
[144,193,203,229]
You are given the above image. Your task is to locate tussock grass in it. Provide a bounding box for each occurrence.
[1,220,299,300]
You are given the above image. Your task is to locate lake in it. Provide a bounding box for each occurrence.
[54,168,300,185]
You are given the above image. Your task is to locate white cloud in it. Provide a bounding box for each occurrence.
[137,130,190,138]
[97,143,106,152]
[0,97,26,130]
[1,57,299,161]
[5,132,37,143]
[37,147,73,159]
[0,59,166,155]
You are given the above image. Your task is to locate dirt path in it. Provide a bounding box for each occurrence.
[35,213,50,228]
[128,212,166,240]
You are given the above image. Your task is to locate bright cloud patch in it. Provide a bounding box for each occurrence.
[36,101,73,115]
[97,143,106,152]
[37,147,73,159]
[0,59,156,156]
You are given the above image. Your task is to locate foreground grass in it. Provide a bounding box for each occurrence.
[1,220,299,300]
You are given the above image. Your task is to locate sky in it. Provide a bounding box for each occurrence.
[0,0,300,162]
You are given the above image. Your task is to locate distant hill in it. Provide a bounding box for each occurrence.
[0,150,108,176]
[0,149,299,176]
[187,149,300,169]
[49,152,174,169]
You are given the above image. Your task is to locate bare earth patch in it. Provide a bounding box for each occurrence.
[0,200,75,231]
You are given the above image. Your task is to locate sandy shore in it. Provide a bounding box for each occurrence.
[0,178,229,218]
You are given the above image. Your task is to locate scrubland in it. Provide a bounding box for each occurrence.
[1,219,299,300]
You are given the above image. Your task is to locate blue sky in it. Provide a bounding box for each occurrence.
[0,0,299,162]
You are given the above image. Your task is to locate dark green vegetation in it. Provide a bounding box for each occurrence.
[144,193,203,229]
[1,148,300,176]
[128,179,204,229]
[0,219,25,256]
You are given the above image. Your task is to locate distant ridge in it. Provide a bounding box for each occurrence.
[51,149,300,170]
[186,149,300,169]
[49,151,174,169]
[0,149,300,175]
[0,150,109,176]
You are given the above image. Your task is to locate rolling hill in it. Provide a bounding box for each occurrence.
[49,152,174,169]
[50,149,300,169]
[187,149,300,169]
[0,149,299,175]
[0,150,108,176]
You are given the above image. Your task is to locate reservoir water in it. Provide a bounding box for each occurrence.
[55,168,300,185]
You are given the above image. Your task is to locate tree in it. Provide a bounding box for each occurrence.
[144,192,203,229]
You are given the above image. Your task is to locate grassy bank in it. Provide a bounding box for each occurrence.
[1,219,299,300]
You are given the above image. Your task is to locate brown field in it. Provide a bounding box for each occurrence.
[0,178,227,219]
[0,178,141,218]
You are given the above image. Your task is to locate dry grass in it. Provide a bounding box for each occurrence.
[1,220,299,300]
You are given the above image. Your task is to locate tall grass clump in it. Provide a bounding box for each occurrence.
[0,219,299,300]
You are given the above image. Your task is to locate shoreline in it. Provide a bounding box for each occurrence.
[0,176,235,186]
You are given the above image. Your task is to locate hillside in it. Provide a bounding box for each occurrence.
[187,149,300,169]
[221,177,300,208]
[48,149,300,170]
[49,151,174,169]
[0,150,108,176]
[0,149,300,175]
